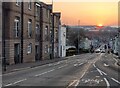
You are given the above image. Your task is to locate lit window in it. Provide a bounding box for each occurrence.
[28,19,32,38]
[14,17,20,38]
[27,43,32,54]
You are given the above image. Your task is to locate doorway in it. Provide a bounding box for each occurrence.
[14,43,21,64]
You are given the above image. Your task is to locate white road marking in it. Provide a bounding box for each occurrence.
[81,72,86,79]
[100,70,107,76]
[13,79,27,84]
[4,79,27,87]
[94,64,107,76]
[94,64,110,87]
[104,78,110,88]
[111,78,120,84]
[35,69,55,77]
[58,65,67,69]
[4,83,13,87]
[93,64,96,68]
[113,58,118,62]
[67,80,79,87]
[74,64,78,67]
[96,68,103,76]
[79,63,83,66]
[54,62,60,66]
[74,80,80,87]
[47,69,55,72]
[48,64,53,66]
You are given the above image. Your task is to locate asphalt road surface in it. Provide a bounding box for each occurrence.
[2,53,120,88]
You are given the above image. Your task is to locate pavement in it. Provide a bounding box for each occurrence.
[2,56,69,74]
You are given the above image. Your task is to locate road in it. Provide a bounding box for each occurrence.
[2,53,120,88]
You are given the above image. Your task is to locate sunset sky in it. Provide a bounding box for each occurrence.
[42,0,119,26]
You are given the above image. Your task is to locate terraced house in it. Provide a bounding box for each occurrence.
[2,1,61,65]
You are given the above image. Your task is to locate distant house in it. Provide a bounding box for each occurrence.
[79,38,91,50]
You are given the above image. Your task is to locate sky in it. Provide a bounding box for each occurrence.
[41,0,119,26]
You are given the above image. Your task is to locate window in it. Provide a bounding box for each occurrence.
[46,9,49,18]
[45,26,48,35]
[36,24,39,35]
[27,43,32,54]
[28,19,32,38]
[36,6,40,17]
[28,0,32,10]
[45,45,49,53]
[16,0,21,6]
[14,17,20,38]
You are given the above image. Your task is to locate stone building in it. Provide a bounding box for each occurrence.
[40,2,52,60]
[2,2,36,64]
[53,13,61,58]
[2,1,61,65]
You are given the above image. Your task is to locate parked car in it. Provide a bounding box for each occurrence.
[118,33,120,58]
[95,48,101,53]
[101,49,105,53]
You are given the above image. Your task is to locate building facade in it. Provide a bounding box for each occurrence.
[40,2,52,60]
[3,2,36,64]
[53,13,61,58]
[58,25,66,57]
[2,1,61,65]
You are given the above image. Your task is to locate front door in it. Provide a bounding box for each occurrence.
[14,44,20,64]
[35,45,39,61]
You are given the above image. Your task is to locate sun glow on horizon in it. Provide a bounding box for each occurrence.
[52,2,117,26]
[98,24,103,27]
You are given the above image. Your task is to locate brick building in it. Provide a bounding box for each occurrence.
[2,1,61,65]
[53,13,61,58]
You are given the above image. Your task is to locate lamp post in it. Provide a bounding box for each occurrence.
[78,20,80,54]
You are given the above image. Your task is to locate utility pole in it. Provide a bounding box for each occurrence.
[78,20,80,54]
[2,2,6,71]
[51,0,54,59]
